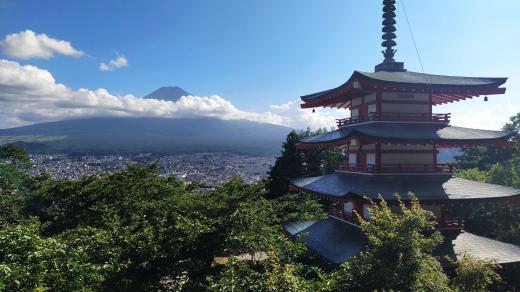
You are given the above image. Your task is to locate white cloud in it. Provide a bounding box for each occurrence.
[0,59,347,130]
[0,59,299,129]
[437,97,520,130]
[269,100,347,130]
[99,55,128,71]
[0,30,83,59]
[449,103,520,130]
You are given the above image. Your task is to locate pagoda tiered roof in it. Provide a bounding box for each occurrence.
[301,70,507,108]
[297,123,513,149]
[287,0,520,269]
[290,173,520,202]
[283,217,520,265]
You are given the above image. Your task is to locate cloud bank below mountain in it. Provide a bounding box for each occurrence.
[0,59,345,130]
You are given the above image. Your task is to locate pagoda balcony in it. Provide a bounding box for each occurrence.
[336,112,451,127]
[336,163,453,174]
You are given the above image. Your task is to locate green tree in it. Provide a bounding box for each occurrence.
[213,236,314,291]
[454,167,491,183]
[0,220,107,291]
[0,144,30,167]
[503,112,520,141]
[23,164,225,290]
[454,146,513,170]
[272,192,326,223]
[331,194,450,291]
[451,253,501,292]
[0,145,34,225]
[455,112,520,170]
[266,131,305,199]
[226,198,276,264]
[266,129,344,199]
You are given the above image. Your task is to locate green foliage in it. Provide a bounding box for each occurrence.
[0,144,30,167]
[454,203,520,246]
[0,146,35,225]
[330,194,450,291]
[0,147,331,291]
[212,238,316,291]
[487,158,520,188]
[227,199,276,262]
[454,167,491,183]
[266,131,305,198]
[451,253,501,292]
[455,113,520,188]
[0,219,107,291]
[0,140,511,290]
[266,129,344,199]
[455,113,520,170]
[454,146,513,170]
[272,192,326,223]
[211,257,265,291]
[503,112,520,141]
[456,158,520,188]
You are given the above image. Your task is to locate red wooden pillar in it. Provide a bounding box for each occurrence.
[428,92,433,119]
[376,142,382,172]
[440,204,446,227]
[376,90,382,115]
[352,199,362,223]
[433,144,438,168]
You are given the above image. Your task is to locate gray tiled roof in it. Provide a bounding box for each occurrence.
[290,173,520,201]
[357,71,507,87]
[299,123,512,145]
[283,217,520,265]
[301,70,507,102]
[283,218,365,264]
[437,231,520,265]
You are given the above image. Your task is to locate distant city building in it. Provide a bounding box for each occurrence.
[285,0,520,266]
[29,153,274,186]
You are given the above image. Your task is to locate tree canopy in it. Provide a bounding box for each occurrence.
[0,144,511,290]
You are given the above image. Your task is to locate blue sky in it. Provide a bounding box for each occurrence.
[0,0,519,129]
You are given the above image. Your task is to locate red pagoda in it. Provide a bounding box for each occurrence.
[284,1,520,266]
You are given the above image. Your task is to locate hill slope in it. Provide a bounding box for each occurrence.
[0,117,291,155]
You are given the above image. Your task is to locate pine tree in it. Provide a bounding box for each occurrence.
[266,131,305,199]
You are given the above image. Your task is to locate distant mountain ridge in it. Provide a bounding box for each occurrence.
[0,86,291,155]
[144,86,190,102]
[0,117,290,155]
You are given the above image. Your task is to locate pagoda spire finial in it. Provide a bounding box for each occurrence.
[382,0,397,62]
[375,0,406,72]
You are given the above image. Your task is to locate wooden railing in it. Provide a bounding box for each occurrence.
[336,112,450,127]
[336,163,453,174]
[330,208,359,223]
[438,217,465,229]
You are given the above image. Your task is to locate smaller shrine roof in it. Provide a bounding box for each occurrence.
[290,173,520,201]
[283,217,520,265]
[297,123,513,148]
[437,231,520,265]
[283,218,365,264]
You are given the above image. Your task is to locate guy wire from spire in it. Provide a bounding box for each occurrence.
[399,0,425,73]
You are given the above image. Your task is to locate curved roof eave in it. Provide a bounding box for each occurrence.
[297,124,513,148]
[299,70,508,107]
